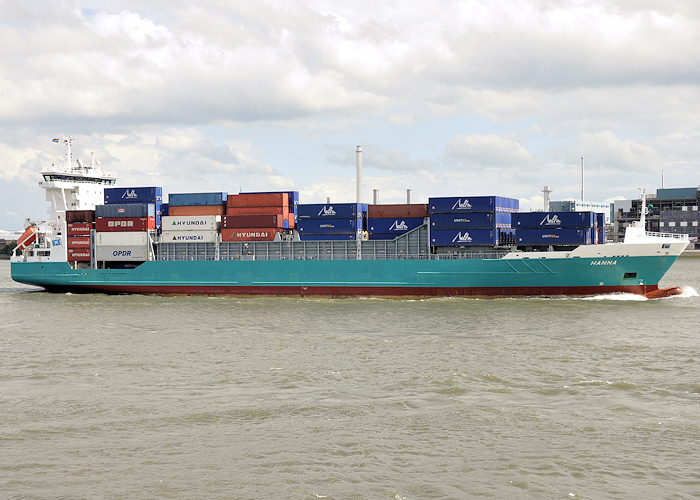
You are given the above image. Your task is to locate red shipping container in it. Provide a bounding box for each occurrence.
[223,214,283,229]
[168,205,225,216]
[67,247,91,261]
[67,236,91,248]
[221,228,283,241]
[226,205,289,217]
[66,222,94,235]
[367,204,429,218]
[66,210,96,223]
[226,192,288,208]
[287,212,295,229]
[96,217,155,232]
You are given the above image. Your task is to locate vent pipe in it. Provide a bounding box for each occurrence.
[356,146,362,205]
[373,189,378,205]
[581,156,585,201]
[406,189,412,204]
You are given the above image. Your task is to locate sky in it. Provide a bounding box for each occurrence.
[1,0,699,229]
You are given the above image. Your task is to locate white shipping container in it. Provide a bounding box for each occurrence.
[161,230,219,243]
[95,245,151,261]
[96,231,151,246]
[161,215,220,231]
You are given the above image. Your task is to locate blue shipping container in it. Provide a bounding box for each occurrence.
[429,196,519,214]
[168,192,227,206]
[95,203,156,218]
[297,218,358,234]
[430,212,510,229]
[298,233,356,241]
[161,203,169,216]
[297,203,365,219]
[104,187,162,204]
[596,212,605,227]
[368,217,425,234]
[430,229,498,246]
[515,228,592,245]
[368,233,399,240]
[511,211,596,229]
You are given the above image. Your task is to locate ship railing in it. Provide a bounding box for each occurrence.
[156,251,508,261]
[644,231,689,240]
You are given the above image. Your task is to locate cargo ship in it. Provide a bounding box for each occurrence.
[10,137,690,298]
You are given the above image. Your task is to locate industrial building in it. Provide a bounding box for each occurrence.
[613,187,700,247]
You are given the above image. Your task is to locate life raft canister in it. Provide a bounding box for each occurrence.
[16,226,37,251]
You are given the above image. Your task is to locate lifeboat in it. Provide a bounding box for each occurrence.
[16,226,37,251]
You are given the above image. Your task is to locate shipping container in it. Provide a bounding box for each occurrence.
[515,228,592,245]
[226,192,288,208]
[367,204,429,218]
[287,212,296,229]
[168,192,227,206]
[161,203,169,216]
[67,235,91,248]
[240,191,299,212]
[104,186,162,204]
[511,211,596,229]
[297,203,365,219]
[368,217,425,234]
[428,196,519,214]
[95,231,151,246]
[430,229,498,246]
[297,218,358,234]
[65,210,96,223]
[298,233,357,241]
[595,212,605,228]
[168,204,226,216]
[368,233,399,240]
[222,214,284,229]
[161,230,219,243]
[220,228,283,241]
[67,248,91,261]
[162,215,220,231]
[95,217,156,232]
[95,245,150,261]
[66,222,94,235]
[430,212,501,229]
[95,203,156,219]
[225,205,289,217]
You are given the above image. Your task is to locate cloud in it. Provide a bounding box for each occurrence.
[1,0,700,230]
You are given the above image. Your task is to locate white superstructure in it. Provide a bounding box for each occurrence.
[12,136,116,263]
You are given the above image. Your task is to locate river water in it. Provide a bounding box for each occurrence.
[1,258,698,499]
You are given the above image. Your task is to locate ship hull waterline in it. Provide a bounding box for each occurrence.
[11,254,678,298]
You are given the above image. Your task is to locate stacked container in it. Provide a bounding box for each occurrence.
[367,204,428,240]
[296,203,367,241]
[595,212,606,244]
[223,192,289,241]
[429,196,519,247]
[95,197,157,262]
[240,191,299,229]
[167,192,227,217]
[511,211,596,246]
[66,210,95,262]
[161,215,220,243]
[104,187,163,227]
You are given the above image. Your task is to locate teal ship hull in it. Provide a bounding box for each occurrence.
[10,252,680,297]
